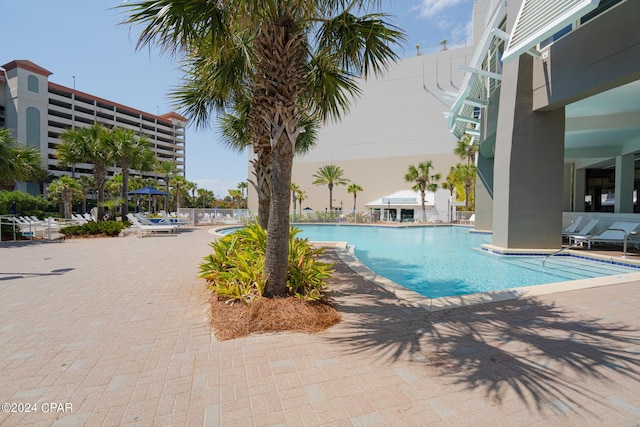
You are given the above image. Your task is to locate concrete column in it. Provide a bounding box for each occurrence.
[475,150,494,231]
[573,168,586,212]
[614,153,634,213]
[492,55,565,249]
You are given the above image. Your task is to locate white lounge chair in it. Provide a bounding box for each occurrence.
[566,219,599,244]
[562,216,583,234]
[127,214,177,237]
[572,221,640,249]
[160,211,188,227]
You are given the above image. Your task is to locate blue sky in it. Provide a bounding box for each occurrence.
[3,0,474,197]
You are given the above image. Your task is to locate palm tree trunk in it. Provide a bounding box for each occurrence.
[263,148,293,297]
[421,191,427,221]
[353,193,357,213]
[121,169,130,218]
[328,184,334,211]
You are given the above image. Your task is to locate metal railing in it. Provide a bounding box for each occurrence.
[177,208,257,226]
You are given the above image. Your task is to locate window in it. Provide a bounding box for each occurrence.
[27,75,39,93]
[26,107,40,150]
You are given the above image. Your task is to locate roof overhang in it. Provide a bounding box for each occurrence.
[502,0,600,63]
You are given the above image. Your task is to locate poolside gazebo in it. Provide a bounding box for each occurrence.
[365,190,437,222]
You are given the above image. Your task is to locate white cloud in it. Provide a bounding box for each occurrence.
[410,0,465,18]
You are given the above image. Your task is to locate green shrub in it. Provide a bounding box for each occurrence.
[0,190,55,215]
[200,222,333,303]
[60,220,127,237]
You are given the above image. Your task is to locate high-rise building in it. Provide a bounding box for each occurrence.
[0,59,186,194]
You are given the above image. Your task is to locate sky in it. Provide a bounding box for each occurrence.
[2,0,474,198]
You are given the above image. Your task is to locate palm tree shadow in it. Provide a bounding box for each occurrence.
[323,248,640,416]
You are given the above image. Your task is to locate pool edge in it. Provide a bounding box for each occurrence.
[332,243,640,312]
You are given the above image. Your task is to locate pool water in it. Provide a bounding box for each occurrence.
[293,225,639,298]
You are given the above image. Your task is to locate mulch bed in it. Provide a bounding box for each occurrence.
[209,295,341,341]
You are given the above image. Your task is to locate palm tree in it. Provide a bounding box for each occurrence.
[228,189,243,209]
[441,167,457,222]
[110,127,155,217]
[155,160,178,210]
[290,182,300,219]
[452,163,477,211]
[404,161,441,221]
[312,165,350,212]
[123,0,405,297]
[454,136,477,165]
[0,128,45,190]
[170,175,191,211]
[57,124,113,221]
[297,190,307,216]
[217,96,319,228]
[77,175,96,214]
[47,176,82,219]
[237,181,248,208]
[347,183,363,213]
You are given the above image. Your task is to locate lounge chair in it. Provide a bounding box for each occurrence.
[565,219,599,244]
[562,216,583,234]
[572,221,640,249]
[160,211,188,227]
[127,214,177,237]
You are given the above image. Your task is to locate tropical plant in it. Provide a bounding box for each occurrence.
[454,136,477,165]
[77,175,96,214]
[47,176,82,219]
[312,165,350,212]
[199,222,332,303]
[297,190,307,216]
[237,181,248,207]
[110,127,155,217]
[228,189,243,209]
[155,160,179,210]
[197,188,214,209]
[452,163,477,211]
[0,190,53,216]
[100,197,125,221]
[347,183,363,213]
[57,124,113,221]
[290,182,300,219]
[217,96,319,228]
[404,161,441,221]
[0,128,46,190]
[122,0,405,297]
[171,175,193,211]
[60,220,128,237]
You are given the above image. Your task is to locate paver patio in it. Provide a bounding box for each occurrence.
[0,227,639,426]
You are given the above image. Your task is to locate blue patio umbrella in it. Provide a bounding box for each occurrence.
[128,186,169,211]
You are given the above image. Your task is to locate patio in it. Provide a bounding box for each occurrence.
[0,227,639,426]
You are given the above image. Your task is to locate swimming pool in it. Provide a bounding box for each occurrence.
[292,225,639,298]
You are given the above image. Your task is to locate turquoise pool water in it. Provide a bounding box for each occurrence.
[219,225,639,298]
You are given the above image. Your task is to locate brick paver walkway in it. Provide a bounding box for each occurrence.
[1,227,639,426]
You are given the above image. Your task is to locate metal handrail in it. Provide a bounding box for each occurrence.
[543,227,636,267]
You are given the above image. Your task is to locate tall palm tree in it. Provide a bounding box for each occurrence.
[237,181,248,208]
[312,165,350,211]
[454,136,477,165]
[347,183,363,213]
[217,96,319,228]
[47,176,82,219]
[0,128,45,190]
[404,161,441,221]
[441,166,457,222]
[77,175,96,214]
[123,0,405,297]
[155,160,179,210]
[297,190,307,216]
[452,163,477,211]
[57,124,113,221]
[290,182,300,218]
[110,127,155,217]
[170,175,192,211]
